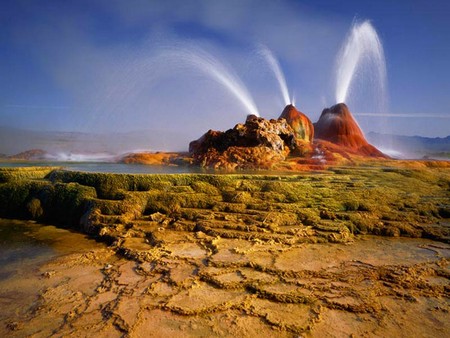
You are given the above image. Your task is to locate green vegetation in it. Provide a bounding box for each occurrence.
[0,166,449,244]
[0,166,59,183]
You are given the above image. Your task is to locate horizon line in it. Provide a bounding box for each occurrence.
[354,113,450,118]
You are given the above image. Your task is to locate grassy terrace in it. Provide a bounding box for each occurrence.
[0,165,449,253]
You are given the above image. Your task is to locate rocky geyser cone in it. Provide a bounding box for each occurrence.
[279,104,314,143]
[314,103,386,157]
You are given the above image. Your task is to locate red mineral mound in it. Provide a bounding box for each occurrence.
[314,103,386,157]
[279,104,314,143]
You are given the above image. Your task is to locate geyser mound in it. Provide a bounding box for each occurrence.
[279,104,314,143]
[188,103,388,170]
[189,114,304,169]
[314,103,386,157]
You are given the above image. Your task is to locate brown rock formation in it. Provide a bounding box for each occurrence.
[314,103,386,157]
[189,115,298,169]
[279,104,314,143]
[121,152,190,165]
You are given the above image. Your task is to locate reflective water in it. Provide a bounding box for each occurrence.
[0,161,208,174]
[0,219,104,281]
[0,161,317,175]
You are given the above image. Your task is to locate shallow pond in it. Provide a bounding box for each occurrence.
[0,219,111,330]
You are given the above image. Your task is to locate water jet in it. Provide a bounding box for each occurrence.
[335,20,387,106]
[162,46,260,117]
[258,45,292,106]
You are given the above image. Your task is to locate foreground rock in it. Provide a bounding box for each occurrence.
[314,103,386,157]
[1,166,449,246]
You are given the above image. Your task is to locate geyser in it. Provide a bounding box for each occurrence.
[258,45,292,106]
[163,46,259,117]
[335,20,387,106]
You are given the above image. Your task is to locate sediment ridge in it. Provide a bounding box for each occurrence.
[1,166,449,245]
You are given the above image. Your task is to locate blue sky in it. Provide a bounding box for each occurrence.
[1,0,449,148]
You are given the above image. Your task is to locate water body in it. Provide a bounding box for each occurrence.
[0,219,104,280]
[0,161,208,174]
[0,218,111,332]
[0,161,315,175]
[0,220,53,281]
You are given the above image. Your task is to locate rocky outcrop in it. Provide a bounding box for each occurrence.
[189,115,299,169]
[314,103,386,157]
[279,104,314,143]
[120,152,190,165]
[191,145,287,170]
[189,103,389,169]
[9,149,49,160]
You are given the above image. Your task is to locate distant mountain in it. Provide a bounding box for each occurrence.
[367,132,450,159]
[0,126,191,156]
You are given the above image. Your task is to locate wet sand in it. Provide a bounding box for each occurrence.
[1,219,449,337]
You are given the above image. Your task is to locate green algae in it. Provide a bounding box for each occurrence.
[0,166,449,244]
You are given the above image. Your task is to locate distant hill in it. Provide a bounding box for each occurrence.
[367,132,450,159]
[0,126,191,157]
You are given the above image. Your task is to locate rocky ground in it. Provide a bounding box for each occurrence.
[0,221,448,337]
[0,165,449,337]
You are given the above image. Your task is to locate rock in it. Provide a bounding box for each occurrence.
[120,152,187,165]
[195,145,287,170]
[314,103,386,157]
[26,198,43,219]
[189,130,224,156]
[279,104,314,143]
[189,115,298,169]
[150,212,166,223]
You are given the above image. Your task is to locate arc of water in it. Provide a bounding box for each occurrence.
[163,45,260,117]
[258,44,291,106]
[335,20,387,105]
[87,42,260,131]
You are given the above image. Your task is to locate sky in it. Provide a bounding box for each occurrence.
[1,0,449,152]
